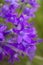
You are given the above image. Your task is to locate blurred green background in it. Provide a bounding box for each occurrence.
[0,0,43,65]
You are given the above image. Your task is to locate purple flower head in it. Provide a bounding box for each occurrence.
[0,0,41,64]
[0,21,39,63]
[0,23,40,62]
[0,0,39,22]
[20,0,39,19]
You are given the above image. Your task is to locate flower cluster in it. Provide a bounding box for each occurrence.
[0,0,40,64]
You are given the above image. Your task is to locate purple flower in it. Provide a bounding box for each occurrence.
[23,7,35,19]
[5,0,19,8]
[0,0,40,64]
[0,21,38,63]
[0,0,39,23]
